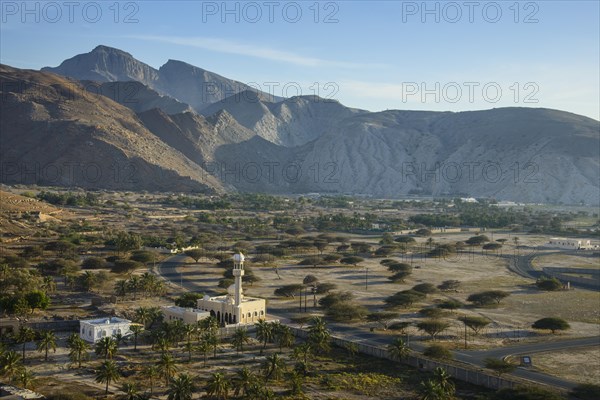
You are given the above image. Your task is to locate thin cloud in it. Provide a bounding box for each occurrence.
[128,35,387,69]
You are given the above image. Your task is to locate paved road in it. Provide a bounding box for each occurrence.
[155,254,599,390]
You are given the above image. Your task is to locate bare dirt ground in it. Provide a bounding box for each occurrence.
[523,347,600,385]
[532,253,600,271]
[175,232,600,349]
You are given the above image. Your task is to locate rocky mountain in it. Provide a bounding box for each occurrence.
[42,45,279,112]
[4,46,600,204]
[80,80,194,114]
[0,64,223,193]
[201,92,367,147]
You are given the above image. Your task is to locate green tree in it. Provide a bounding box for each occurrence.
[232,367,257,398]
[68,335,90,368]
[15,326,36,362]
[231,327,250,355]
[307,317,331,353]
[262,353,286,383]
[141,365,160,396]
[16,367,34,390]
[484,357,517,377]
[458,315,491,335]
[255,319,274,354]
[36,330,57,361]
[385,290,426,308]
[536,277,562,291]
[387,337,410,361]
[158,352,178,386]
[532,317,570,334]
[120,382,140,400]
[417,320,450,341]
[423,344,453,360]
[433,367,455,397]
[367,311,400,330]
[167,373,196,400]
[467,290,510,306]
[340,256,364,267]
[0,351,22,381]
[419,379,446,400]
[205,371,230,400]
[95,337,118,360]
[95,360,121,395]
[129,324,144,351]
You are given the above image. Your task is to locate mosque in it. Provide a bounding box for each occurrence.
[196,252,266,325]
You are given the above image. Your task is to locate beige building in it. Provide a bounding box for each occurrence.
[545,238,591,250]
[162,305,210,324]
[197,253,266,325]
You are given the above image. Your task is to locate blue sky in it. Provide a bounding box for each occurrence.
[1,0,599,119]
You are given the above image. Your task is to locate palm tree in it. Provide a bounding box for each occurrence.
[95,360,120,396]
[196,339,210,367]
[232,367,256,397]
[254,319,273,354]
[152,335,171,355]
[262,353,286,383]
[203,331,219,358]
[95,337,118,360]
[275,325,294,351]
[135,307,152,328]
[182,324,196,361]
[36,330,57,361]
[307,317,330,353]
[419,379,445,400]
[141,365,160,395]
[158,352,178,386]
[291,343,312,376]
[433,367,455,397]
[114,280,128,300]
[167,373,196,400]
[121,382,140,400]
[17,367,34,389]
[129,324,144,351]
[42,276,56,293]
[0,351,23,381]
[128,275,141,300]
[231,327,250,355]
[205,371,230,400]
[68,335,90,368]
[15,326,36,362]
[388,337,410,361]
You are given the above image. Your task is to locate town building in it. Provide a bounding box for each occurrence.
[197,253,266,325]
[544,238,591,250]
[79,317,132,343]
[162,305,210,324]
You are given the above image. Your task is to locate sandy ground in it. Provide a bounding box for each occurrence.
[522,347,600,385]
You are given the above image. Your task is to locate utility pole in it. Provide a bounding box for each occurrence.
[365,267,368,291]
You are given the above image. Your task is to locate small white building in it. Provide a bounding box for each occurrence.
[544,238,591,250]
[79,317,132,343]
[162,305,210,324]
[197,253,266,325]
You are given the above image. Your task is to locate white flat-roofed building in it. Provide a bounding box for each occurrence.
[79,317,132,343]
[197,253,266,325]
[162,305,210,324]
[544,238,591,250]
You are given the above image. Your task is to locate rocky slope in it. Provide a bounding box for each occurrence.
[5,47,600,204]
[42,45,279,112]
[0,64,222,193]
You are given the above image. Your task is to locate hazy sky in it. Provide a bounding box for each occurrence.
[1,0,599,119]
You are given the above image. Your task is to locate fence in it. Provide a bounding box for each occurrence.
[289,326,525,391]
[542,267,600,289]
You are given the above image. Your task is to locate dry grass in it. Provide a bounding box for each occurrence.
[529,346,600,385]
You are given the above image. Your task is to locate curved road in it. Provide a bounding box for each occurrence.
[155,254,599,390]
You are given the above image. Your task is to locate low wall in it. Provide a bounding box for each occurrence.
[542,267,600,289]
[289,326,523,391]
